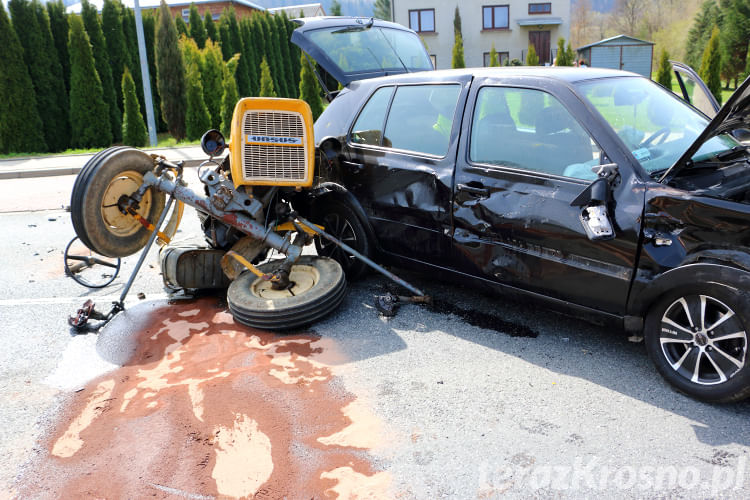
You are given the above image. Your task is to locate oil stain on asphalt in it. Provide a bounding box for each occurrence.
[18,298,391,499]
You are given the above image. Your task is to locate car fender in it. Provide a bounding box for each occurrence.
[628,262,750,320]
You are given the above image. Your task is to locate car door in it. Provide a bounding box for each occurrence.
[340,75,471,266]
[670,61,720,117]
[452,77,645,314]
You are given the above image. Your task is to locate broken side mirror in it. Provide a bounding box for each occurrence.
[570,163,618,241]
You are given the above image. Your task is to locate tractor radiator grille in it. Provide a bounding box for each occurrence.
[241,111,307,182]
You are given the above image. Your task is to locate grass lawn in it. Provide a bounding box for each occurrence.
[0,133,199,160]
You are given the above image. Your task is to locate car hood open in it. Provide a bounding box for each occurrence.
[290,16,434,87]
[661,75,750,182]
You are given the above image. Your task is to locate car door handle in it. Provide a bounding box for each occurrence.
[456,183,490,197]
[341,160,364,172]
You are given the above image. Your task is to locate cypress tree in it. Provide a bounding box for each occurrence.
[299,51,322,120]
[143,11,167,132]
[489,43,499,67]
[218,9,233,60]
[685,1,720,71]
[250,15,266,73]
[221,54,240,137]
[284,13,301,93]
[331,0,342,16]
[102,0,128,113]
[744,41,750,81]
[68,14,112,148]
[202,39,224,129]
[156,0,186,140]
[240,17,258,95]
[451,33,465,69]
[261,13,284,97]
[656,48,672,89]
[453,5,462,37]
[274,13,294,97]
[555,37,570,65]
[82,0,121,142]
[185,61,211,140]
[9,0,69,151]
[719,0,750,88]
[175,15,188,37]
[527,44,539,66]
[122,67,147,146]
[189,3,206,48]
[122,7,145,119]
[46,0,70,94]
[204,10,217,43]
[259,57,276,97]
[180,34,202,69]
[0,3,46,154]
[225,7,250,96]
[565,41,575,67]
[699,26,722,105]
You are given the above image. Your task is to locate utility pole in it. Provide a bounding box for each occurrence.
[133,0,157,147]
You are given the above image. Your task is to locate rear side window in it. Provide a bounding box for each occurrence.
[470,86,598,179]
[383,84,461,156]
[350,86,394,146]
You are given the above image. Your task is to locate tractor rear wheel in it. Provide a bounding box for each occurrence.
[70,147,165,258]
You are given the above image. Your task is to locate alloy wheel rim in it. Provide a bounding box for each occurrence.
[659,294,747,386]
[319,212,358,268]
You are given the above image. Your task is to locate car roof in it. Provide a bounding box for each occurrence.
[348,66,642,87]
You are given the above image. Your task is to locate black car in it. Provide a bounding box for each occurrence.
[291,17,750,403]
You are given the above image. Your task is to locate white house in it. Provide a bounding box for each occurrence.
[393,0,571,69]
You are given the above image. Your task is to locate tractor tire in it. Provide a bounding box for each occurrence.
[70,147,165,258]
[227,256,347,330]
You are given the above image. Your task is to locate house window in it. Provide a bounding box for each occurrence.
[409,9,435,33]
[483,51,509,66]
[182,8,190,16]
[429,54,437,68]
[529,3,552,14]
[483,5,509,30]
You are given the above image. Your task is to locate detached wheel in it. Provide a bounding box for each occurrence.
[314,200,370,279]
[227,256,347,330]
[645,284,750,403]
[71,147,165,258]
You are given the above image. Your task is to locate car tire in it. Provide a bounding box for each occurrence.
[227,256,347,330]
[71,147,165,258]
[644,283,750,403]
[313,200,371,280]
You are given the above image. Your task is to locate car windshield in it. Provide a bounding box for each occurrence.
[577,77,738,175]
[306,26,433,75]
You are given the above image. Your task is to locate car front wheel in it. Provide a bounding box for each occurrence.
[645,284,750,403]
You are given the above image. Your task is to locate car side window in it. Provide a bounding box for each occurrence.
[350,86,395,146]
[470,86,599,180]
[383,84,461,156]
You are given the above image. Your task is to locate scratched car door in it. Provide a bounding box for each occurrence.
[452,79,644,314]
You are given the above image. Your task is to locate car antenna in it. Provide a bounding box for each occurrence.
[303,52,337,103]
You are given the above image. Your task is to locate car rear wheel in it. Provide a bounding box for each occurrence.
[645,284,750,403]
[227,256,347,330]
[313,200,370,280]
[70,147,165,258]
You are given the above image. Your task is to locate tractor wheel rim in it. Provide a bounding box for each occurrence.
[659,294,747,386]
[251,265,320,299]
[100,171,152,237]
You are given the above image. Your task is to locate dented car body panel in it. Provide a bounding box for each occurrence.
[306,65,750,327]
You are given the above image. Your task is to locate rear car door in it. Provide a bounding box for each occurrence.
[341,75,471,266]
[452,77,644,314]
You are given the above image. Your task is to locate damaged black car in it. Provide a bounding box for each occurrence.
[290,17,750,403]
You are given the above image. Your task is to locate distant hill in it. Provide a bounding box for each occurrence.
[260,0,375,17]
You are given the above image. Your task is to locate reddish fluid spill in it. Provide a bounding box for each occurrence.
[19,298,387,499]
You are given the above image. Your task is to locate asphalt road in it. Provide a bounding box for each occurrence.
[1,172,750,498]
